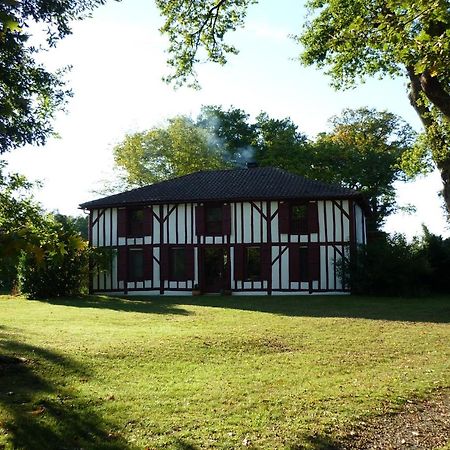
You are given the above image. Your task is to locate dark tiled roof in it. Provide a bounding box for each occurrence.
[79,167,362,209]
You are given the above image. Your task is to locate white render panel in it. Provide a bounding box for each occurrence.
[280,248,289,289]
[103,209,111,246]
[252,204,261,243]
[98,212,104,247]
[271,246,279,289]
[92,210,99,247]
[355,204,365,244]
[270,201,279,242]
[261,202,268,243]
[235,202,242,244]
[342,201,350,242]
[111,208,117,246]
[194,247,199,286]
[153,247,160,289]
[334,204,342,242]
[326,202,334,242]
[243,202,251,243]
[318,201,326,242]
[320,246,327,290]
[327,246,336,290]
[118,237,126,246]
[167,205,177,244]
[335,246,343,290]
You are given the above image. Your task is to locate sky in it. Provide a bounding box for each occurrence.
[4,0,449,239]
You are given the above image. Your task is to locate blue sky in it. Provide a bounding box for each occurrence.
[5,0,449,238]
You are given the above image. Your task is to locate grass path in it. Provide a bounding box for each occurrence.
[0,294,449,449]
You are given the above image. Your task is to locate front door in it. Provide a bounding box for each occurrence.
[203,247,229,293]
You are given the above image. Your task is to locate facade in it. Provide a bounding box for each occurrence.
[80,167,367,295]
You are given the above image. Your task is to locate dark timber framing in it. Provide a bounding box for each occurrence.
[80,167,368,295]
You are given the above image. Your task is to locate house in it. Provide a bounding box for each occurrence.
[79,166,367,295]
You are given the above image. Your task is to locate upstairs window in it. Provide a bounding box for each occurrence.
[196,204,231,236]
[118,207,153,238]
[278,201,319,235]
[205,205,223,235]
[291,204,308,234]
[128,208,144,237]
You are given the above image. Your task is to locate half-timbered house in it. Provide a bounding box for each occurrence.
[80,167,367,295]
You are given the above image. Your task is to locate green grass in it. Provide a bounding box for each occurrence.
[0,294,449,449]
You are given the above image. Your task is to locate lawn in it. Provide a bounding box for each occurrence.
[0,294,449,449]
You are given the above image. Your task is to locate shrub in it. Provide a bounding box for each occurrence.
[345,232,431,296]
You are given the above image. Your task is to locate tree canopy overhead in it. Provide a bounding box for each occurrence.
[0,0,107,153]
[157,0,450,217]
[109,105,416,230]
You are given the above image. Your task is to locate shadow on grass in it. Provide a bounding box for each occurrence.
[0,326,136,450]
[33,295,192,316]
[36,294,450,323]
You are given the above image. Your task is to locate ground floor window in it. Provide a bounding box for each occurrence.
[245,246,261,281]
[298,246,309,282]
[170,247,187,281]
[128,248,144,281]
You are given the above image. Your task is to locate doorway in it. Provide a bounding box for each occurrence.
[202,247,229,293]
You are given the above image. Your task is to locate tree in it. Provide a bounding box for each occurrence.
[156,1,450,216]
[109,105,415,230]
[299,0,450,214]
[309,108,417,229]
[0,0,106,153]
[112,116,231,188]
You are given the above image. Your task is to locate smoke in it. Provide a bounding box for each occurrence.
[200,112,256,169]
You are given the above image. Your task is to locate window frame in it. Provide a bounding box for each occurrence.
[204,204,224,236]
[128,247,144,282]
[169,247,188,281]
[290,203,308,235]
[244,246,262,281]
[127,208,145,237]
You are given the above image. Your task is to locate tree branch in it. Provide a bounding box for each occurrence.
[419,70,450,121]
[407,66,433,129]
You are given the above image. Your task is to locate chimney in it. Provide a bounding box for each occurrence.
[246,161,258,169]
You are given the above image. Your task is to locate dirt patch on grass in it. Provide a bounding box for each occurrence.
[340,389,450,449]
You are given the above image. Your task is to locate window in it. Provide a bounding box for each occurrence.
[291,204,308,234]
[170,247,186,280]
[299,247,309,282]
[245,246,261,281]
[128,248,144,281]
[205,205,223,235]
[128,208,144,237]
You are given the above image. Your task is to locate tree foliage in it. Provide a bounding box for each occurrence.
[156,0,256,88]
[309,108,417,228]
[0,0,106,153]
[157,0,450,216]
[112,116,231,188]
[0,161,97,297]
[110,105,416,229]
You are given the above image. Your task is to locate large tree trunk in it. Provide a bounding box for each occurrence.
[407,67,450,217]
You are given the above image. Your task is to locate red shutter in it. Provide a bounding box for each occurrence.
[222,204,231,235]
[185,247,195,280]
[117,208,127,237]
[289,246,300,282]
[144,207,153,236]
[143,245,153,279]
[160,245,170,280]
[307,202,319,234]
[118,247,127,281]
[309,244,320,282]
[234,245,244,281]
[195,205,205,236]
[278,202,290,234]
[261,245,271,280]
